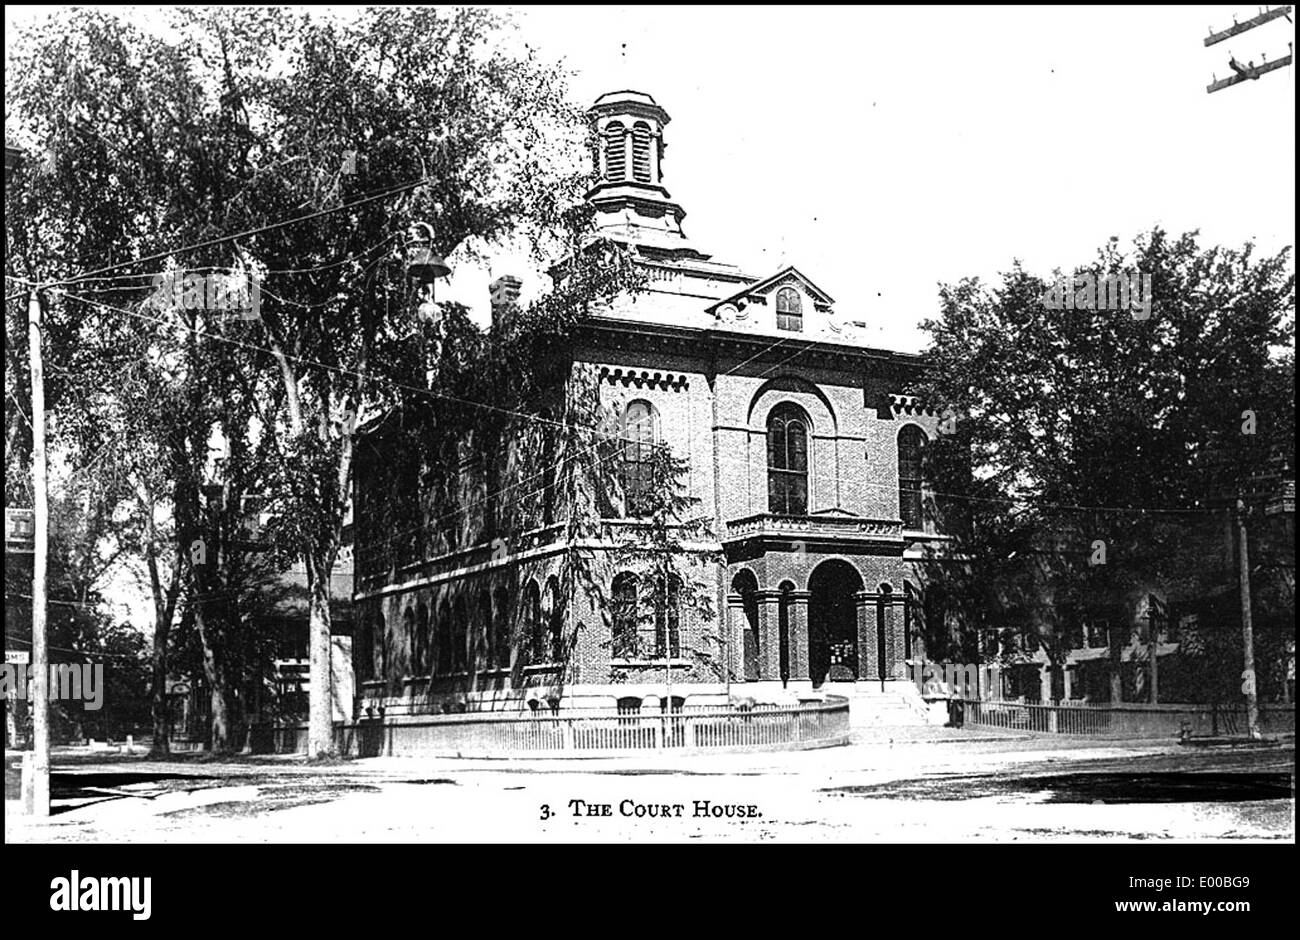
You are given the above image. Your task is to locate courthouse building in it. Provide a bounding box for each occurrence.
[351,91,950,721]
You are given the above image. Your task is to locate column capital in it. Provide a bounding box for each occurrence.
[757,588,810,603]
[855,590,898,605]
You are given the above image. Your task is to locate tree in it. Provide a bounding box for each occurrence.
[7,7,603,755]
[909,229,1295,698]
[605,438,725,690]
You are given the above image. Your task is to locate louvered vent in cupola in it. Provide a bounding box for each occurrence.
[604,122,627,181]
[631,122,652,183]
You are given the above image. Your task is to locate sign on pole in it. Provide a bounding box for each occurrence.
[5,508,35,553]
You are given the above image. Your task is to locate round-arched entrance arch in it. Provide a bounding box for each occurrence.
[809,560,864,686]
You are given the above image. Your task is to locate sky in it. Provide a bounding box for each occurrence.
[7,4,1296,351]
[507,4,1296,351]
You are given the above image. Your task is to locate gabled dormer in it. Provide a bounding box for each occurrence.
[707,266,858,339]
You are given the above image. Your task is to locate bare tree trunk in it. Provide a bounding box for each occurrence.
[143,488,182,757]
[194,604,232,751]
[150,630,171,755]
[306,551,335,758]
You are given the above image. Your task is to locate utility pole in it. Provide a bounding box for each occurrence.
[1235,499,1262,739]
[1204,5,1294,93]
[24,291,50,816]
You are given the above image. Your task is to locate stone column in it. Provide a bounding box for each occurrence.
[1062,665,1073,702]
[1038,664,1052,703]
[756,590,783,682]
[889,596,907,679]
[856,591,878,681]
[874,589,903,680]
[789,590,811,681]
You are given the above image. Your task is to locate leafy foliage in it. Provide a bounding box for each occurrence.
[909,229,1294,697]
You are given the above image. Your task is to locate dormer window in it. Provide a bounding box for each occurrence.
[604,121,627,182]
[776,287,803,332]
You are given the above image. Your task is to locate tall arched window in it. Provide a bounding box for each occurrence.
[545,576,564,662]
[898,425,927,532]
[654,575,681,659]
[452,597,468,673]
[767,404,809,516]
[402,607,416,677]
[537,408,557,527]
[492,587,510,669]
[436,600,452,675]
[477,592,492,672]
[415,602,430,675]
[622,401,658,517]
[611,572,638,659]
[373,612,387,681]
[631,122,652,182]
[776,287,803,332]
[521,580,541,666]
[604,121,627,181]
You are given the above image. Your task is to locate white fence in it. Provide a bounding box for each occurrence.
[957,699,1295,737]
[273,696,852,757]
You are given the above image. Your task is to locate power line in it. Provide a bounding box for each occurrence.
[31,176,433,291]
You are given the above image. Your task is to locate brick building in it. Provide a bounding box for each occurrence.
[352,91,950,720]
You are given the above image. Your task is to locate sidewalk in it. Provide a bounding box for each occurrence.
[11,724,1196,782]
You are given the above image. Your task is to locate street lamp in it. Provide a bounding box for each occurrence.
[404,221,451,323]
[404,222,451,389]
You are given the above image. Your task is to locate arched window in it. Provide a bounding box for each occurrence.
[477,591,492,672]
[604,121,627,181]
[631,122,652,183]
[373,612,387,680]
[402,607,416,677]
[435,600,452,675]
[767,404,809,516]
[616,695,642,728]
[452,597,468,673]
[545,576,564,662]
[492,587,510,669]
[622,401,659,517]
[611,572,638,659]
[898,425,927,531]
[776,287,803,332]
[537,408,557,527]
[415,602,430,675]
[654,575,682,659]
[521,580,541,666]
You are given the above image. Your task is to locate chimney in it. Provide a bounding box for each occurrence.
[490,275,522,333]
